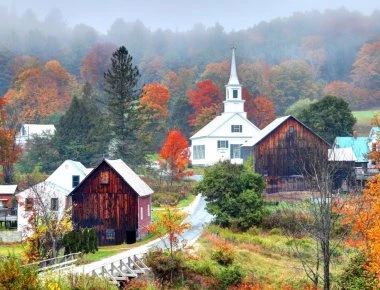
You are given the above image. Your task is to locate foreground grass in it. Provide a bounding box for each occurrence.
[193,225,354,289]
[0,243,24,257]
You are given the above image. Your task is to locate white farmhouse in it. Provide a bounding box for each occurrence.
[15,124,56,147]
[17,160,92,237]
[190,48,260,166]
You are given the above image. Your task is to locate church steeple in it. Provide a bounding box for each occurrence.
[224,45,245,116]
[227,47,240,85]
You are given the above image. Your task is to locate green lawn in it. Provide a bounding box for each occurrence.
[0,243,25,257]
[353,109,380,135]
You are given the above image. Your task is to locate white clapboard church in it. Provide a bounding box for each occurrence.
[190,48,260,166]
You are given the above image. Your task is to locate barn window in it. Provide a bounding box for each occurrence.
[217,140,228,149]
[106,229,115,241]
[140,207,144,220]
[100,171,109,184]
[72,175,80,187]
[25,198,34,211]
[51,198,58,211]
[193,145,205,160]
[231,125,242,133]
[148,204,151,217]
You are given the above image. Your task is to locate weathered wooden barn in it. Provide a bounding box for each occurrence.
[69,159,153,246]
[242,116,329,193]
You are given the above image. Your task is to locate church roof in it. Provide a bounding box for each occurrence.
[191,113,258,139]
[227,47,240,86]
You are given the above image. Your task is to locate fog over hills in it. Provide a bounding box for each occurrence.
[3,0,380,32]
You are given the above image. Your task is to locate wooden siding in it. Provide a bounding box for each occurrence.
[253,117,329,193]
[71,161,140,245]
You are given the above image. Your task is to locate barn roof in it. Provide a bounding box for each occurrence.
[242,115,329,147]
[105,159,153,197]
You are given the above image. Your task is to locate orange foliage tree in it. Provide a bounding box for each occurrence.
[4,59,77,128]
[159,129,190,183]
[187,80,223,131]
[341,174,380,278]
[200,61,230,93]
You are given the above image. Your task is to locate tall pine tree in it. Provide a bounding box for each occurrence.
[104,46,144,167]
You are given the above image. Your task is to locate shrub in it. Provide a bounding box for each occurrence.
[0,255,39,290]
[269,228,283,235]
[247,226,261,236]
[337,252,378,290]
[144,249,185,284]
[211,242,235,266]
[215,266,243,290]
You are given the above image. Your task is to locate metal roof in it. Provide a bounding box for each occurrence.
[334,137,369,162]
[328,148,356,161]
[105,159,153,197]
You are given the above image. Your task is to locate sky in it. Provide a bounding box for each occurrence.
[2,0,380,33]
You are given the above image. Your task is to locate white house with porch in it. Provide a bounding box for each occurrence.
[190,48,260,166]
[16,160,92,237]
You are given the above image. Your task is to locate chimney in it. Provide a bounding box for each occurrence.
[353,130,358,139]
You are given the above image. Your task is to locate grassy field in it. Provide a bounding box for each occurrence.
[353,109,380,135]
[194,225,355,289]
[0,243,25,257]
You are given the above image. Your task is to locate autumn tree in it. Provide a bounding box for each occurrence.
[238,62,272,97]
[104,46,144,167]
[270,60,322,114]
[351,41,380,90]
[140,83,170,150]
[301,35,327,80]
[200,60,230,93]
[187,80,223,131]
[245,93,276,129]
[159,129,190,184]
[80,42,117,90]
[297,95,356,144]
[4,59,77,129]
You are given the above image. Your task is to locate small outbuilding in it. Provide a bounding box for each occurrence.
[69,159,153,246]
[0,185,17,208]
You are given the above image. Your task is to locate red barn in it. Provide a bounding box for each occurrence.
[242,116,329,193]
[69,159,153,245]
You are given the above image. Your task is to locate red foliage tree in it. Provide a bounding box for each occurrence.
[187,80,223,131]
[159,129,190,182]
[244,89,276,129]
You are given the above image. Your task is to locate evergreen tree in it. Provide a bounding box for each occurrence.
[104,46,144,167]
[54,84,109,166]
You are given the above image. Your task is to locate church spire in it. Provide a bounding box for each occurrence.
[227,46,240,85]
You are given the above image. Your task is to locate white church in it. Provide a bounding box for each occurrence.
[190,48,260,166]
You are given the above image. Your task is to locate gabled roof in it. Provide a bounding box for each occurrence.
[191,113,259,139]
[243,115,328,147]
[105,159,153,197]
[334,137,369,162]
[328,148,356,162]
[17,181,69,197]
[0,185,17,194]
[70,159,153,197]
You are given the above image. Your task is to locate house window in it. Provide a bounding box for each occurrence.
[148,204,151,217]
[233,89,238,98]
[231,125,242,133]
[230,144,241,159]
[106,229,115,240]
[72,175,80,187]
[100,171,109,184]
[217,140,228,149]
[193,145,205,160]
[51,198,58,211]
[25,198,34,211]
[140,207,144,220]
